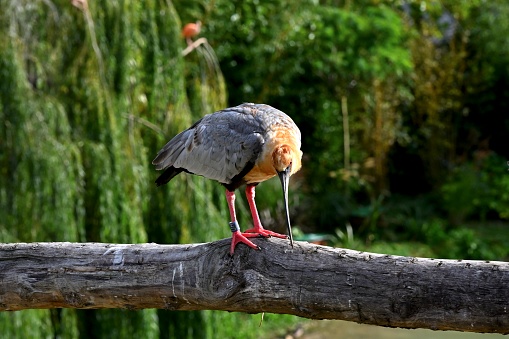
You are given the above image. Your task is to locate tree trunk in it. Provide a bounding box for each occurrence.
[0,239,507,334]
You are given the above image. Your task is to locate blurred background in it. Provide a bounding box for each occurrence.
[1,0,508,337]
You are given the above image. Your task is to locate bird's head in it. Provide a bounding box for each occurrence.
[272,144,302,248]
[272,144,302,176]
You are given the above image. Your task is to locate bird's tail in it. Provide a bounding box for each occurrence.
[155,167,183,186]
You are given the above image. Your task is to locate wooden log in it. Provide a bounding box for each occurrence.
[0,238,508,333]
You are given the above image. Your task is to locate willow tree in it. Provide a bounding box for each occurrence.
[0,0,276,338]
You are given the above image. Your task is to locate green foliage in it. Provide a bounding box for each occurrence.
[364,241,436,258]
[202,311,300,339]
[76,309,158,338]
[0,31,85,243]
[442,154,509,223]
[303,5,412,81]
[355,202,509,261]
[441,164,484,224]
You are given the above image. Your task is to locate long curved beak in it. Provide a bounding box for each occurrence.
[278,167,294,247]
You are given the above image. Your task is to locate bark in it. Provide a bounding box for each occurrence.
[0,239,508,333]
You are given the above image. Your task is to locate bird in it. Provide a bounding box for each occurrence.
[181,21,202,46]
[152,103,302,255]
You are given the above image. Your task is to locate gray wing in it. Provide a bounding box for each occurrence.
[152,107,265,185]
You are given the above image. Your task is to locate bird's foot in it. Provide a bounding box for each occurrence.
[230,231,261,255]
[243,227,289,239]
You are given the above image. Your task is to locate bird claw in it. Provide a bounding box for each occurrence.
[230,231,261,255]
[243,227,288,239]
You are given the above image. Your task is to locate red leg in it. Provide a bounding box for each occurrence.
[243,184,288,239]
[226,189,260,255]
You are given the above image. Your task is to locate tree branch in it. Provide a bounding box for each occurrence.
[0,239,508,334]
[182,37,208,56]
